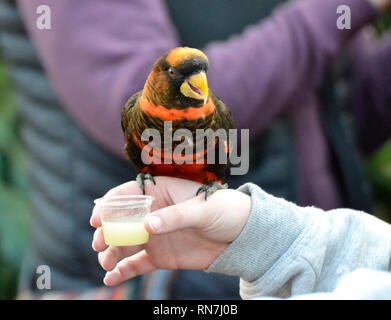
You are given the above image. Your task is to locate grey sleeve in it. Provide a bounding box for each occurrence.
[206,183,391,299]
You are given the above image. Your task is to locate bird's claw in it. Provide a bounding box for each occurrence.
[196,181,228,201]
[136,173,156,195]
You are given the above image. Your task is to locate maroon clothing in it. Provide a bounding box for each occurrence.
[17,0,390,209]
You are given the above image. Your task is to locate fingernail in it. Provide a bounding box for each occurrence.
[92,230,98,251]
[146,215,162,232]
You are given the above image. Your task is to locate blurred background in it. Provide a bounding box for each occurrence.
[0,5,390,300]
[0,56,30,299]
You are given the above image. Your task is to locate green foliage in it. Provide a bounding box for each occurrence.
[0,186,30,299]
[374,7,391,35]
[368,8,391,222]
[0,6,389,300]
[367,141,391,222]
[0,57,31,300]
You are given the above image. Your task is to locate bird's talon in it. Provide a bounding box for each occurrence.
[196,181,228,201]
[136,173,156,195]
[196,186,204,197]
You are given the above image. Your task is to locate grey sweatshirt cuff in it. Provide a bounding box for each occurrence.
[205,183,315,282]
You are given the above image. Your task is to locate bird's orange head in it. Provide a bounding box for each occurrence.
[143,47,209,110]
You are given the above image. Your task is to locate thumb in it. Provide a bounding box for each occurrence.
[144,196,209,234]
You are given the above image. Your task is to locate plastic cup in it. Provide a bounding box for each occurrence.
[94,195,154,246]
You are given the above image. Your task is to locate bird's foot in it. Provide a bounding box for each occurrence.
[196,181,228,201]
[136,173,156,195]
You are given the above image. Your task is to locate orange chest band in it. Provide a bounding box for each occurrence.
[131,128,229,163]
[132,132,208,163]
[139,95,215,121]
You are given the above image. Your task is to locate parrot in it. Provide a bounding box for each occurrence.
[121,47,234,199]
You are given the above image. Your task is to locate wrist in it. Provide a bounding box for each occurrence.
[205,183,313,282]
[226,191,252,243]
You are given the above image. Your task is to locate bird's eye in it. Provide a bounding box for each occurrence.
[168,67,176,78]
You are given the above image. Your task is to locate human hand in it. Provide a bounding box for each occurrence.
[90,176,251,286]
[370,0,391,12]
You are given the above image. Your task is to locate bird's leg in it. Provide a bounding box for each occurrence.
[196,181,228,201]
[136,173,156,195]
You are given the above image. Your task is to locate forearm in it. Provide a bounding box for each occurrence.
[204,0,378,136]
[17,0,379,155]
[16,0,179,157]
[206,183,391,299]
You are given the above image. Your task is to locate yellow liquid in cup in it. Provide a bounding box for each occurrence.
[102,219,149,246]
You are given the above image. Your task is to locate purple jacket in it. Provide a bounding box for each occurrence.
[17,0,391,209]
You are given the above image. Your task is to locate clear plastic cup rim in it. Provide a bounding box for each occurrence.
[94,195,154,208]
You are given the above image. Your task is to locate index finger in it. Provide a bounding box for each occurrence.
[90,181,142,228]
